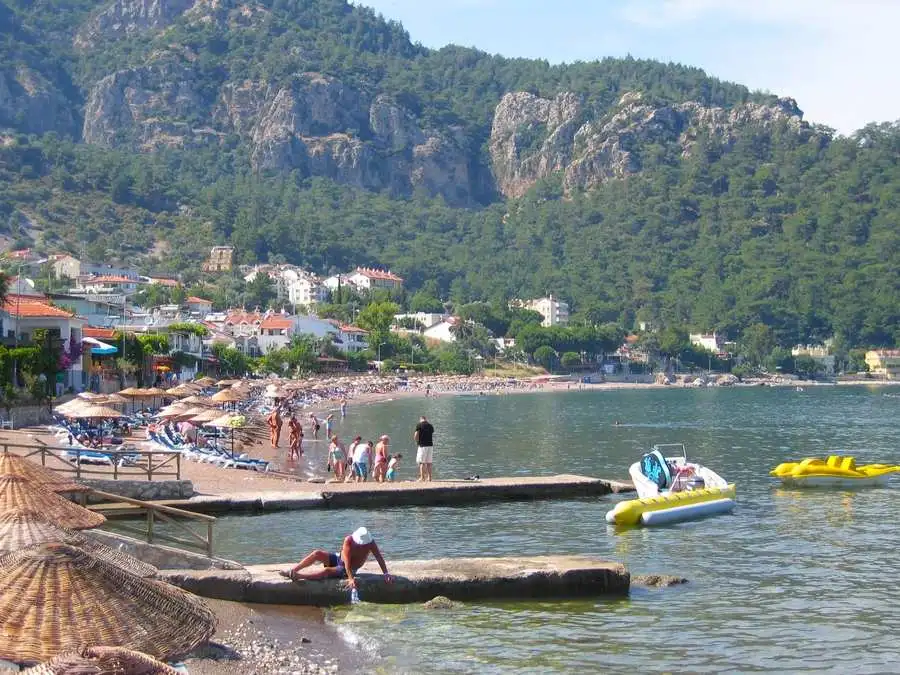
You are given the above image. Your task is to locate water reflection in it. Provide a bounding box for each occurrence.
[212,386,900,673]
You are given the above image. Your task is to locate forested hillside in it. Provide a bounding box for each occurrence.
[0,0,898,348]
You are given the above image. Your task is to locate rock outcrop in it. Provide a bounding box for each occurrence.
[75,0,197,48]
[0,66,78,137]
[82,60,209,150]
[489,90,807,198]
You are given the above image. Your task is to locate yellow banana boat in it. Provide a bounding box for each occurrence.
[606,484,736,526]
[770,455,900,487]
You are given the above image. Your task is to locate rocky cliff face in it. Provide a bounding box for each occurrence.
[0,66,78,137]
[489,90,807,197]
[75,0,197,48]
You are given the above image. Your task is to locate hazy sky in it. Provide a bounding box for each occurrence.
[358,0,899,134]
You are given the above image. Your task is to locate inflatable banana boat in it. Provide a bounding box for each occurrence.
[770,455,900,488]
[606,444,736,526]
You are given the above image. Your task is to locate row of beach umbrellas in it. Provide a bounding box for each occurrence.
[0,451,217,672]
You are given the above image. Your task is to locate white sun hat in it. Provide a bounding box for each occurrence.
[351,527,373,545]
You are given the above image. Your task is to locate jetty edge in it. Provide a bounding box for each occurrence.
[116,475,635,516]
[159,555,630,606]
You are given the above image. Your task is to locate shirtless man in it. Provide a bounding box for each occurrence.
[287,415,303,459]
[282,527,393,589]
[267,408,283,448]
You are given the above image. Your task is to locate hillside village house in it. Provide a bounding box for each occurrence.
[865,349,900,379]
[689,332,723,353]
[243,265,328,308]
[75,275,140,295]
[393,312,447,329]
[0,294,86,391]
[346,267,404,292]
[186,296,213,315]
[511,296,570,327]
[423,317,460,343]
[791,344,836,376]
[201,246,235,273]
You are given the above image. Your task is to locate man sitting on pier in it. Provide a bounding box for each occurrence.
[281,527,393,589]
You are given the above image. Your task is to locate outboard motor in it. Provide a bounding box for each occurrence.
[640,449,672,490]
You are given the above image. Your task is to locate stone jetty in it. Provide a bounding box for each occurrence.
[160,555,630,606]
[143,475,634,516]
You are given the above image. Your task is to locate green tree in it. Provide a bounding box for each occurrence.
[561,351,581,368]
[533,345,557,372]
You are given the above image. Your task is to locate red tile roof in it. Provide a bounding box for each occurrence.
[224,311,262,325]
[2,295,75,319]
[85,275,137,284]
[148,278,180,287]
[260,316,294,330]
[186,296,212,304]
[353,267,404,282]
[83,327,117,339]
[339,324,369,334]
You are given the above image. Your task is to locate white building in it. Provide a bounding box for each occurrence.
[423,319,458,343]
[334,324,369,353]
[393,312,446,330]
[283,269,327,307]
[346,267,404,292]
[792,344,836,376]
[514,295,570,327]
[689,333,722,353]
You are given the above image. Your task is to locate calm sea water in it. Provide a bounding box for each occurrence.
[211,386,900,673]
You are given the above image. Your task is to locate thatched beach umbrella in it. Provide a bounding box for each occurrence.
[0,455,86,494]
[211,388,244,404]
[164,384,197,398]
[188,408,221,424]
[0,476,105,530]
[178,395,211,405]
[67,405,124,420]
[207,413,247,457]
[193,377,216,387]
[21,646,180,675]
[214,379,238,387]
[0,510,157,577]
[0,542,216,664]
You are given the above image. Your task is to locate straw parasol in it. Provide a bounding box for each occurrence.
[0,510,157,577]
[178,395,211,405]
[99,393,129,406]
[188,408,221,424]
[0,455,86,494]
[138,388,168,397]
[66,405,124,420]
[210,389,244,404]
[21,646,180,675]
[0,542,216,664]
[215,379,238,387]
[207,413,246,457]
[153,403,190,419]
[0,476,105,530]
[193,377,216,387]
[164,384,197,398]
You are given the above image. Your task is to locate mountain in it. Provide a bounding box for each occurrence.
[0,0,898,348]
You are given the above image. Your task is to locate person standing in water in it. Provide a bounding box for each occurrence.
[267,408,283,449]
[373,435,390,482]
[324,413,335,439]
[413,415,435,482]
[340,399,348,417]
[287,415,303,459]
[309,414,321,439]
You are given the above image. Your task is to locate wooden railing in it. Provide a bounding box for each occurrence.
[2,442,181,481]
[86,489,216,557]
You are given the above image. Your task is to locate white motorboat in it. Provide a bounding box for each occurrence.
[605,444,736,526]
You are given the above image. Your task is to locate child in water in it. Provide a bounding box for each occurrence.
[386,453,402,482]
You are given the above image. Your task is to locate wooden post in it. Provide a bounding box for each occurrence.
[75,452,82,480]
[148,455,153,482]
[207,521,213,557]
[176,453,181,481]
[147,509,154,544]
[113,455,118,480]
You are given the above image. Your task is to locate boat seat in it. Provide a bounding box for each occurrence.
[840,457,856,471]
[640,449,672,490]
[826,455,842,468]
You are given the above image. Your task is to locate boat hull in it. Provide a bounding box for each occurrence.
[776,475,892,488]
[605,485,737,526]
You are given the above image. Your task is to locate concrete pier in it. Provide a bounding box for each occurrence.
[139,475,634,516]
[159,555,630,606]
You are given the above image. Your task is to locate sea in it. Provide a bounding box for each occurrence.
[209,384,900,674]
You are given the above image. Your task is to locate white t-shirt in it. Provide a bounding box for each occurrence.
[353,443,369,464]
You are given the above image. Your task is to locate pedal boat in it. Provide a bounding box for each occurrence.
[770,456,900,488]
[606,444,736,526]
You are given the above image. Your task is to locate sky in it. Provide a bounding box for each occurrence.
[358,0,900,134]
